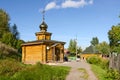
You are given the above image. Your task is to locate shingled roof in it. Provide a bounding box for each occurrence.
[82,45,99,53]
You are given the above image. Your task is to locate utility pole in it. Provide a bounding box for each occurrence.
[75,35,77,60]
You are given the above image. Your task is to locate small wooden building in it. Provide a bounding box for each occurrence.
[80,53,101,60]
[81,45,101,60]
[22,19,65,64]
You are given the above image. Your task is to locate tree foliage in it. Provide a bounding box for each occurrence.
[16,40,24,53]
[1,32,24,53]
[0,9,24,53]
[83,37,99,53]
[68,39,82,55]
[1,32,15,47]
[96,41,110,55]
[0,9,10,38]
[77,47,82,54]
[68,39,77,53]
[90,37,99,46]
[108,25,120,53]
[83,45,97,53]
[10,24,19,39]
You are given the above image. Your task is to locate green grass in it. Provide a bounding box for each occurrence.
[0,59,70,80]
[78,68,89,80]
[91,64,107,80]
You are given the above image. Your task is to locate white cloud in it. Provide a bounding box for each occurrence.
[45,2,59,11]
[62,0,87,8]
[44,0,93,11]
[89,0,93,4]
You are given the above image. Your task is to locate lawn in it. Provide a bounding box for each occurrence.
[0,59,70,80]
[91,64,107,80]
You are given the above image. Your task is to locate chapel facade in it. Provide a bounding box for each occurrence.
[22,18,65,64]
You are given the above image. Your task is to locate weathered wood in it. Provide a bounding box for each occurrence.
[109,54,120,72]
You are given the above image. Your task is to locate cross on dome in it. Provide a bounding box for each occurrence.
[42,10,45,21]
[39,10,48,32]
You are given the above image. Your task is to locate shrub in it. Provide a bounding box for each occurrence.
[100,59,109,69]
[0,42,21,61]
[88,56,120,80]
[0,76,11,80]
[87,56,101,65]
[0,59,24,76]
[105,69,120,80]
[87,56,109,69]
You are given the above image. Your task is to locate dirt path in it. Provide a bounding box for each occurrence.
[58,60,98,80]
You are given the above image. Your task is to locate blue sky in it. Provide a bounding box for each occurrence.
[0,0,120,49]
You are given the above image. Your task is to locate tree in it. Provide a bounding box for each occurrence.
[0,9,10,38]
[16,40,24,53]
[119,15,120,25]
[90,37,99,46]
[1,32,24,53]
[96,41,110,55]
[0,9,23,54]
[108,25,120,53]
[1,32,15,47]
[10,24,19,39]
[77,47,82,54]
[68,39,77,54]
[83,45,97,53]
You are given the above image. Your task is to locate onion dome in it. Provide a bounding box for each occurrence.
[39,21,48,32]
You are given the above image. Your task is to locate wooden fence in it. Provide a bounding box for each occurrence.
[109,53,120,71]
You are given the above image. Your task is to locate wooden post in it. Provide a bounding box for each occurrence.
[43,45,46,63]
[22,46,26,63]
[53,47,56,62]
[60,46,64,62]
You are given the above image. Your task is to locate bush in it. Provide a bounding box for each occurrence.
[87,56,109,69]
[0,42,21,61]
[100,59,109,69]
[91,64,120,80]
[89,56,120,80]
[105,69,120,80]
[0,59,24,76]
[87,56,101,65]
[0,76,11,80]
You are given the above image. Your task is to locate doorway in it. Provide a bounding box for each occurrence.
[55,47,60,61]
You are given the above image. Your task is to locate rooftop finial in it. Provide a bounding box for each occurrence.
[42,10,45,21]
[39,9,48,32]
